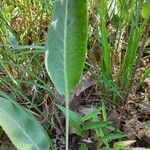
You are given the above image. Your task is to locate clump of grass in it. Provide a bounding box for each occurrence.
[0,0,53,121]
[90,0,150,102]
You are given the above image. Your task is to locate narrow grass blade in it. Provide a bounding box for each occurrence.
[136,66,150,90]
[97,0,112,80]
[117,1,143,92]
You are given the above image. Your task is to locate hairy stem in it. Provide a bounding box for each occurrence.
[65,94,69,150]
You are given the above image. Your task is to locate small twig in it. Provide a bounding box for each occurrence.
[125,18,150,101]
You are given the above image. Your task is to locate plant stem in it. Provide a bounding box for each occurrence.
[65,94,69,150]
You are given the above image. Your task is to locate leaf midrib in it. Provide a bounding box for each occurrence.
[0,107,40,150]
[63,0,69,95]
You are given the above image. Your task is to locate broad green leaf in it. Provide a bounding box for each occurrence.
[45,0,88,95]
[0,96,53,150]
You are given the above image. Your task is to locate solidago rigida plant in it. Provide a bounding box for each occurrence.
[45,0,88,149]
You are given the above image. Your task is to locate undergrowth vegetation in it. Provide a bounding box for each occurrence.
[0,0,150,149]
